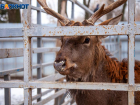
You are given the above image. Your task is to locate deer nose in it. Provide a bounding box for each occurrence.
[54,60,66,71]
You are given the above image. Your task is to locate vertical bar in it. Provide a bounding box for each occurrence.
[128,0,135,104]
[37,38,42,102]
[23,0,32,105]
[117,36,121,61]
[14,42,17,68]
[37,2,42,102]
[2,42,4,70]
[119,42,122,61]
[109,36,111,42]
[4,75,11,105]
[71,2,74,19]
[37,2,41,24]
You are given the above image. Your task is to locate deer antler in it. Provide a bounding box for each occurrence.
[37,0,70,25]
[85,0,127,24]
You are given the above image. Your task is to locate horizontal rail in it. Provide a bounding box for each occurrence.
[32,89,54,101]
[33,47,60,53]
[0,38,56,42]
[0,47,59,58]
[103,43,119,46]
[0,62,54,76]
[0,28,23,38]
[37,73,65,81]
[122,51,140,53]
[29,25,129,36]
[1,81,140,91]
[0,48,23,58]
[34,89,66,105]
[41,62,54,66]
[1,25,140,38]
[0,67,24,77]
[111,50,119,55]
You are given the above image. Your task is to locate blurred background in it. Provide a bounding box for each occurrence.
[0,0,140,105]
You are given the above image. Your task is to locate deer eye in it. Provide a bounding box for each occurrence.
[83,38,90,44]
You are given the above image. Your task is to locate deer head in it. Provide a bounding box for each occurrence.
[37,0,127,80]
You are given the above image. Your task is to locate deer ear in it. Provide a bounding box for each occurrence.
[99,14,122,39]
[99,14,122,25]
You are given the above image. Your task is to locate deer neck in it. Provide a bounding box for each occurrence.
[92,45,121,83]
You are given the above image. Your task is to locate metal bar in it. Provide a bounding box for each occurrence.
[20,89,54,105]
[62,98,72,105]
[0,47,60,59]
[1,42,4,70]
[33,47,60,53]
[128,0,135,104]
[0,38,56,42]
[37,3,42,101]
[111,50,119,55]
[0,62,53,77]
[71,2,74,19]
[34,89,66,105]
[4,75,11,105]
[0,67,24,77]
[37,73,65,81]
[33,89,54,101]
[1,81,139,91]
[29,25,129,37]
[68,0,103,22]
[0,48,23,59]
[23,0,32,104]
[39,62,53,66]
[1,25,140,38]
[0,28,23,38]
[1,25,140,37]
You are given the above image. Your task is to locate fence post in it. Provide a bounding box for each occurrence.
[23,0,32,105]
[4,74,11,105]
[128,0,135,104]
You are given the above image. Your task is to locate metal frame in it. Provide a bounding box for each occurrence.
[0,0,139,105]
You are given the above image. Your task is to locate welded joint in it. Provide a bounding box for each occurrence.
[24,87,29,90]
[128,85,135,91]
[128,24,135,35]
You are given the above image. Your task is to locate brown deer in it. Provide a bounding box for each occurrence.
[37,0,140,105]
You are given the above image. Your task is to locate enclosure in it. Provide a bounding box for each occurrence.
[0,0,140,105]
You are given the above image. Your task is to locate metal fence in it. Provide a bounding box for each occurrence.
[0,0,140,105]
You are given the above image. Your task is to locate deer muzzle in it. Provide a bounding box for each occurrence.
[54,61,66,72]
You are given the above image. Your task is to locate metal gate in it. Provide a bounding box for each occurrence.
[0,0,140,105]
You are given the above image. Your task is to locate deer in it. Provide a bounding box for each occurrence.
[37,0,140,105]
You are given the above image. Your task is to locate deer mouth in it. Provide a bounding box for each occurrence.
[54,61,77,75]
[58,66,75,75]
